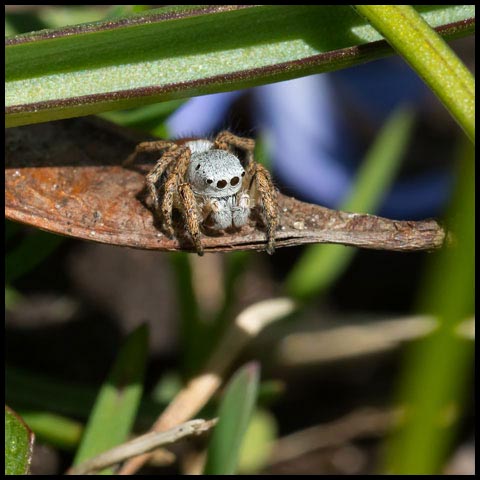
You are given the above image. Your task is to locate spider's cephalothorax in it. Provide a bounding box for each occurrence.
[125,131,278,256]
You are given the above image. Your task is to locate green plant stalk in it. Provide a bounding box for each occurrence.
[354,5,475,144]
[383,139,475,474]
[73,324,148,473]
[285,106,415,301]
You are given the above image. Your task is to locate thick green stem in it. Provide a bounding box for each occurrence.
[354,5,475,144]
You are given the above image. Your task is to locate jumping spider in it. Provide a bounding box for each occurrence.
[125,131,279,256]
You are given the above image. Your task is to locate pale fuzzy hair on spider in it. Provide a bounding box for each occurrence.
[125,131,279,256]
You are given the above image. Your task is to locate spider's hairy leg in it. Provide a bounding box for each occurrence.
[214,131,255,163]
[145,149,180,217]
[123,140,177,166]
[247,162,278,254]
[161,146,191,238]
[179,183,204,256]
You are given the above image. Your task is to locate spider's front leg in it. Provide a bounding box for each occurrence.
[145,147,181,217]
[178,183,204,256]
[124,140,177,167]
[246,163,278,255]
[160,145,191,238]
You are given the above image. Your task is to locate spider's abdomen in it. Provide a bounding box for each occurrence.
[187,149,246,198]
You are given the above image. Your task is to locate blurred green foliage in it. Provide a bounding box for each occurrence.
[383,140,474,474]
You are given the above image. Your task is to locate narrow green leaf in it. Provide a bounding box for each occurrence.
[5,5,474,127]
[73,324,148,473]
[204,362,260,475]
[354,5,475,143]
[285,106,415,301]
[5,406,34,475]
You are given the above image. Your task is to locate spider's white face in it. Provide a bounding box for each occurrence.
[187,147,246,198]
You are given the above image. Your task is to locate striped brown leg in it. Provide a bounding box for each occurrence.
[145,148,179,215]
[246,162,278,254]
[178,183,204,256]
[213,131,256,164]
[160,145,191,238]
[124,140,177,166]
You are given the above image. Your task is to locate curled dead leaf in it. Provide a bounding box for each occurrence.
[5,118,446,253]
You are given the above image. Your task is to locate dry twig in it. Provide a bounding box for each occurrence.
[67,418,216,475]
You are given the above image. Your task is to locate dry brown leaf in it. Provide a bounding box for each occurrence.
[5,118,446,254]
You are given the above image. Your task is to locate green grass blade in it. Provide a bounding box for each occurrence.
[5,406,34,475]
[383,139,474,474]
[72,324,148,473]
[285,106,415,301]
[354,5,475,144]
[5,5,474,127]
[204,362,260,475]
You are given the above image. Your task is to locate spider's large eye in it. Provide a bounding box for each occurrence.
[217,180,227,189]
[230,176,240,186]
[207,179,213,184]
